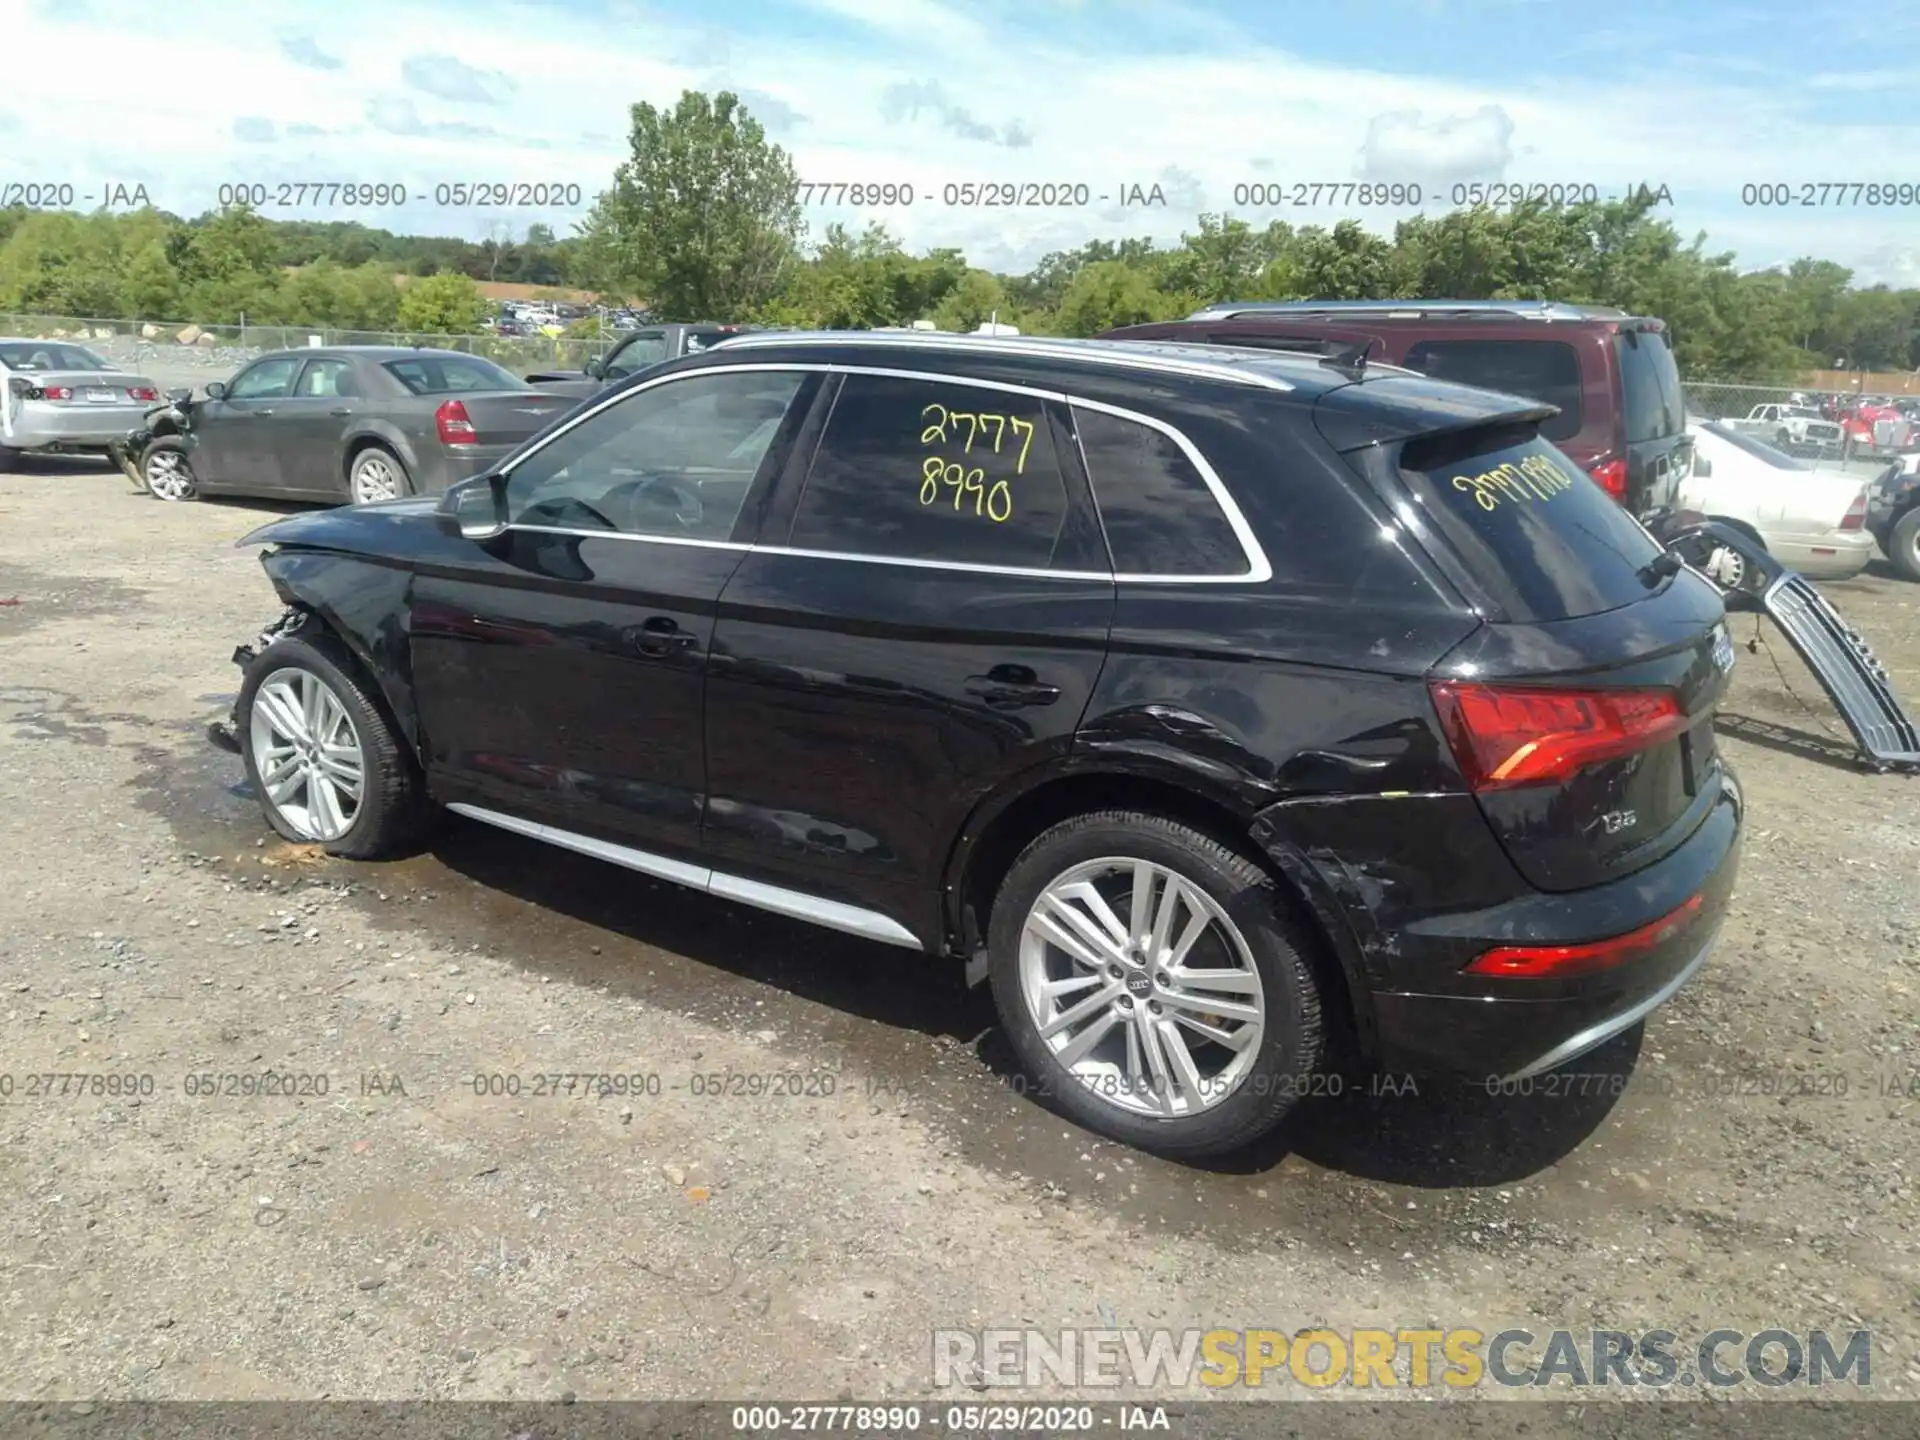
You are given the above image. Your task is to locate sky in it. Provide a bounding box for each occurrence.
[5,0,1920,286]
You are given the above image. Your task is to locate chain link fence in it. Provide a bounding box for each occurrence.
[0,314,618,392]
[1685,380,1920,462]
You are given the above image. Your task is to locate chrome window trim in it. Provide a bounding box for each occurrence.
[446,802,923,950]
[494,361,1269,584]
[713,330,1299,392]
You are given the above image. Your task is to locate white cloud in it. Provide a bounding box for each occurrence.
[2,0,1917,283]
[1357,106,1515,184]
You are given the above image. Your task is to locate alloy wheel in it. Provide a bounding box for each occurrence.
[144,449,194,500]
[247,667,367,842]
[1017,856,1266,1117]
[351,453,400,504]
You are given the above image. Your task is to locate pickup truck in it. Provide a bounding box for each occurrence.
[1721,403,1846,455]
[522,323,760,399]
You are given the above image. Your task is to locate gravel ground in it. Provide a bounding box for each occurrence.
[2,455,1918,1427]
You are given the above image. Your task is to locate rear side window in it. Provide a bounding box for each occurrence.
[383,356,525,394]
[1073,405,1248,575]
[1402,340,1584,442]
[1616,330,1683,441]
[788,374,1070,568]
[1398,427,1662,621]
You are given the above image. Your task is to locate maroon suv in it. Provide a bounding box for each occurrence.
[1104,300,1691,517]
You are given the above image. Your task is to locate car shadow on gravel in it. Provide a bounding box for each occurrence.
[1715,711,1876,773]
[424,812,992,1043]
[426,812,1634,1188]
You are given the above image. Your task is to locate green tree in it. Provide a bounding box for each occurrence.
[396,271,488,334]
[579,89,802,318]
[123,239,183,318]
[933,270,1008,332]
[1054,260,1178,336]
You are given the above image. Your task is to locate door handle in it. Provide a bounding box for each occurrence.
[330,407,353,417]
[965,666,1061,709]
[625,617,699,657]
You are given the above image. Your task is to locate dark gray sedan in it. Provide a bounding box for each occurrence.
[144,347,578,505]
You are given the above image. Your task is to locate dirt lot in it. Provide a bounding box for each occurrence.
[2,456,1918,1423]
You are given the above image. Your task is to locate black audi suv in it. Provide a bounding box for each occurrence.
[215,330,1743,1160]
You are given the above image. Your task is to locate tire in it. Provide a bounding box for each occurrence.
[348,446,412,505]
[236,627,435,859]
[141,438,197,501]
[986,810,1327,1160]
[0,445,20,472]
[1890,508,1920,584]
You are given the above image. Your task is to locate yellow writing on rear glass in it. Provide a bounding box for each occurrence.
[1451,453,1576,512]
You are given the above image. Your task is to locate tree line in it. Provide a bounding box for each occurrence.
[1,88,1915,379]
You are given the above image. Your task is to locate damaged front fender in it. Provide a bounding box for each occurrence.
[208,546,425,762]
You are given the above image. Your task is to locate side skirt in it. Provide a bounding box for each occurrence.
[445,802,925,952]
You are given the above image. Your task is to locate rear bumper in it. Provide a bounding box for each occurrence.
[8,401,150,448]
[1768,529,1875,580]
[1359,770,1742,1080]
[414,444,516,495]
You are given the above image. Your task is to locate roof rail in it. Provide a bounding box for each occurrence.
[709,329,1299,391]
[1187,299,1625,323]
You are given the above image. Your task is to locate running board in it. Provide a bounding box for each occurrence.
[444,802,926,950]
[1761,573,1920,769]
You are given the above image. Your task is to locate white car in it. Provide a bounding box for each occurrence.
[1678,419,1874,582]
[0,338,163,469]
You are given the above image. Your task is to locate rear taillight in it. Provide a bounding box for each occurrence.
[435,399,476,446]
[1465,893,1704,979]
[1841,492,1867,531]
[128,386,158,402]
[1587,456,1628,503]
[1428,680,1689,791]
[35,386,73,401]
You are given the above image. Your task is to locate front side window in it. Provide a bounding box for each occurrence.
[605,334,669,378]
[503,370,805,541]
[228,358,300,400]
[786,374,1070,568]
[1073,405,1248,576]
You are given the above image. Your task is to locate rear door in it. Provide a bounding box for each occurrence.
[1614,325,1689,512]
[274,356,363,498]
[701,368,1115,946]
[1357,419,1734,892]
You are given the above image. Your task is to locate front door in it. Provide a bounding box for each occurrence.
[197,355,302,491]
[407,366,818,865]
[703,369,1116,948]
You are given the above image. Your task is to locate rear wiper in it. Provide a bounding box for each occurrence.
[1638,547,1685,586]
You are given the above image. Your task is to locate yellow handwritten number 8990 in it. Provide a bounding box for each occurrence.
[920,455,1012,521]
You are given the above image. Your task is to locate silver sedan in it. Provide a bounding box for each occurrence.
[0,338,162,467]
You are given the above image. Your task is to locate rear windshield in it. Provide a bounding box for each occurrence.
[1698,421,1814,471]
[0,342,109,371]
[1399,426,1664,621]
[1615,329,1683,441]
[383,355,525,394]
[1401,340,1584,442]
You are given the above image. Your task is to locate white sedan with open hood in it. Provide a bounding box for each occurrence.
[0,338,162,469]
[1677,418,1875,582]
